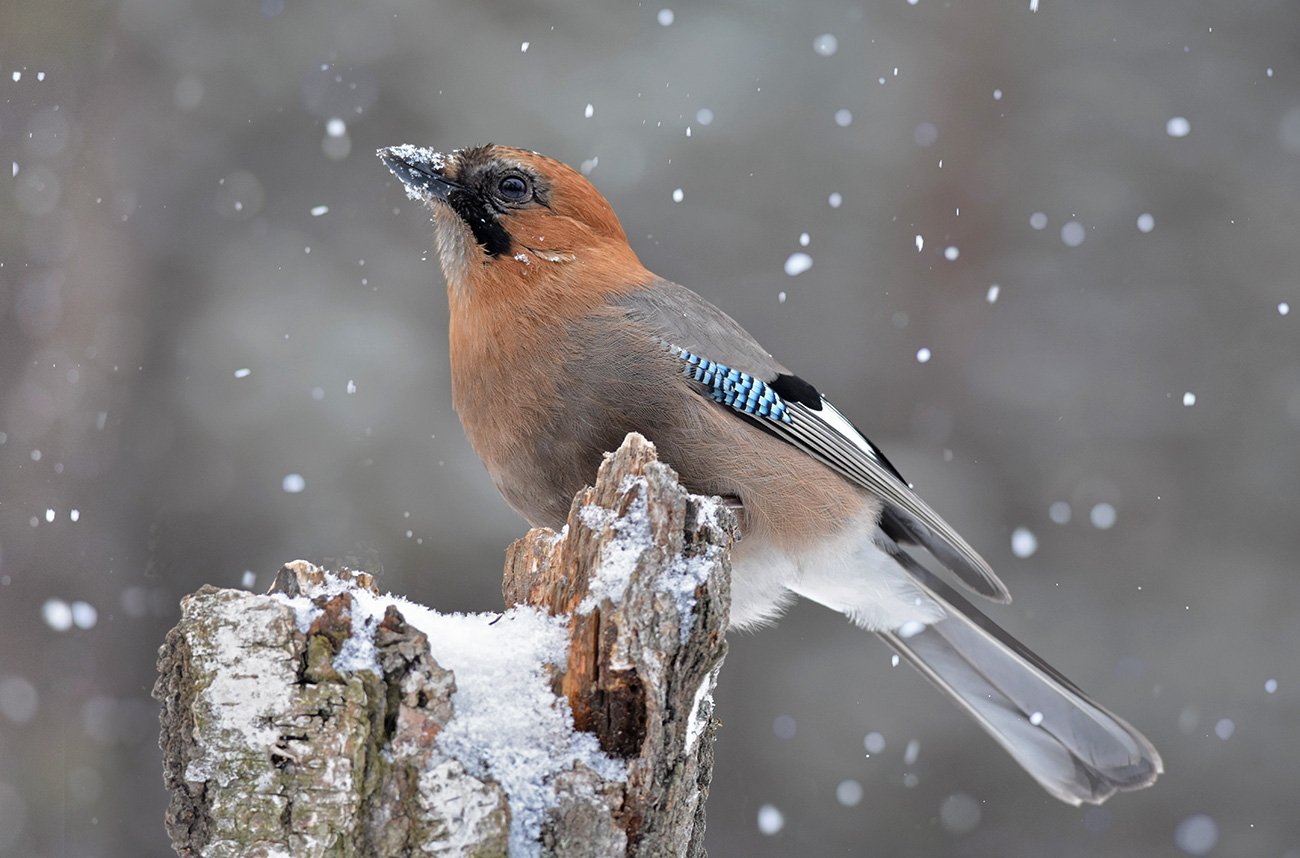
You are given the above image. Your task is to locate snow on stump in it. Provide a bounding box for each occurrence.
[154,433,735,857]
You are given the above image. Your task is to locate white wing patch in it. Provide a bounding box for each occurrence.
[816,398,883,464]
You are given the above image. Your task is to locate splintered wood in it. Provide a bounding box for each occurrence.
[504,433,734,852]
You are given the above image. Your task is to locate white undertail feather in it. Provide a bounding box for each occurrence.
[730,509,943,631]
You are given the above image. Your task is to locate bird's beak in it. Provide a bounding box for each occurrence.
[377,145,465,202]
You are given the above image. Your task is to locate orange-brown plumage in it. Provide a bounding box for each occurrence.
[419,146,657,512]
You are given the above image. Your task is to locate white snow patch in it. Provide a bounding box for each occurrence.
[1174,814,1218,855]
[897,620,925,639]
[574,482,715,638]
[915,347,931,363]
[286,583,627,856]
[576,482,650,608]
[1182,391,1196,407]
[672,188,684,203]
[42,599,73,631]
[584,103,594,119]
[684,672,714,753]
[381,143,444,170]
[757,803,785,834]
[1278,302,1290,316]
[379,145,447,201]
[784,252,813,276]
[1089,502,1117,530]
[578,503,616,531]
[1011,527,1038,558]
[1061,220,1086,247]
[71,601,97,629]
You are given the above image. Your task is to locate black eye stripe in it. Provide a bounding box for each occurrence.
[448,188,512,257]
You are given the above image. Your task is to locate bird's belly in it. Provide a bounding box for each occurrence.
[486,421,642,529]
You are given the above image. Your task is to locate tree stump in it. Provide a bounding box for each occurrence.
[155,433,734,857]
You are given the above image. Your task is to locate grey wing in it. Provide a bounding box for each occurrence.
[613,279,790,379]
[614,281,1012,604]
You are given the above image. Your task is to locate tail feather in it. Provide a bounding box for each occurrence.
[881,551,1162,805]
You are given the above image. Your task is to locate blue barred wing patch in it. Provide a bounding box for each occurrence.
[669,345,794,424]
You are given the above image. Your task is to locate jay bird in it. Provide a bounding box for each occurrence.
[378,142,1162,805]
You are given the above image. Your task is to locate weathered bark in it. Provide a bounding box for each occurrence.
[155,433,734,857]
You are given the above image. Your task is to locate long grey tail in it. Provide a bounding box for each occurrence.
[880,552,1162,805]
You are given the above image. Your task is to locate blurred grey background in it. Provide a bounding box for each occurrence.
[2,0,1299,855]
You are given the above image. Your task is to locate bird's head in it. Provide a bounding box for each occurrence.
[378,143,647,301]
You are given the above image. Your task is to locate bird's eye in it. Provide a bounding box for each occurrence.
[497,174,530,202]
